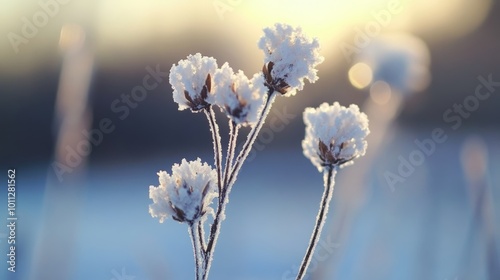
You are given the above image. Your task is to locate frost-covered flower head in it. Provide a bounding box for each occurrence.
[302,102,370,171]
[259,23,324,96]
[213,63,267,125]
[169,53,218,112]
[149,158,218,224]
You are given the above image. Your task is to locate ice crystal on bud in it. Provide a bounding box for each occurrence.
[169,53,218,112]
[258,23,324,96]
[302,102,370,171]
[213,63,267,125]
[149,158,218,224]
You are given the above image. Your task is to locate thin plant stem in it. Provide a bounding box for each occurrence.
[205,106,223,194]
[203,92,277,280]
[296,166,337,280]
[226,92,276,190]
[189,223,203,280]
[223,121,239,192]
[198,220,206,256]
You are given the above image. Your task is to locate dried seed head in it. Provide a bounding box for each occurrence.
[213,63,267,126]
[263,62,291,95]
[258,23,324,96]
[170,53,218,112]
[149,158,218,223]
[302,102,370,171]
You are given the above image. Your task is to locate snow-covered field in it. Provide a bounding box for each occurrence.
[2,127,499,280]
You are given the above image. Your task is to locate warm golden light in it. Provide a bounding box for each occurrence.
[349,62,373,89]
[59,24,85,51]
[0,0,493,73]
[398,0,492,40]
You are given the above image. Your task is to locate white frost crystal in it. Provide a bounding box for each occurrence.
[213,63,267,125]
[169,53,218,112]
[149,158,218,223]
[302,102,370,171]
[258,23,324,96]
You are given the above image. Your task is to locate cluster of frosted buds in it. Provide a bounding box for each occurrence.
[302,102,370,171]
[153,23,327,280]
[149,158,218,224]
[259,23,324,96]
[169,53,218,112]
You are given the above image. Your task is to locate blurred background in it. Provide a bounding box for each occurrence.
[0,0,499,279]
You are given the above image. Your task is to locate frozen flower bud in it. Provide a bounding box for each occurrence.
[302,102,370,171]
[213,63,267,126]
[149,158,218,224]
[258,23,324,96]
[169,53,218,112]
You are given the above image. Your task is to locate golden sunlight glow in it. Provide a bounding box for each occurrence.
[238,0,398,51]
[349,63,373,89]
[0,0,493,73]
[59,25,86,51]
[397,0,492,39]
[95,0,193,50]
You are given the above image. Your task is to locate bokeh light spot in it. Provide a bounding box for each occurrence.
[369,80,392,105]
[348,62,373,89]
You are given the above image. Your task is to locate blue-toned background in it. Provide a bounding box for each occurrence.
[1,1,499,279]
